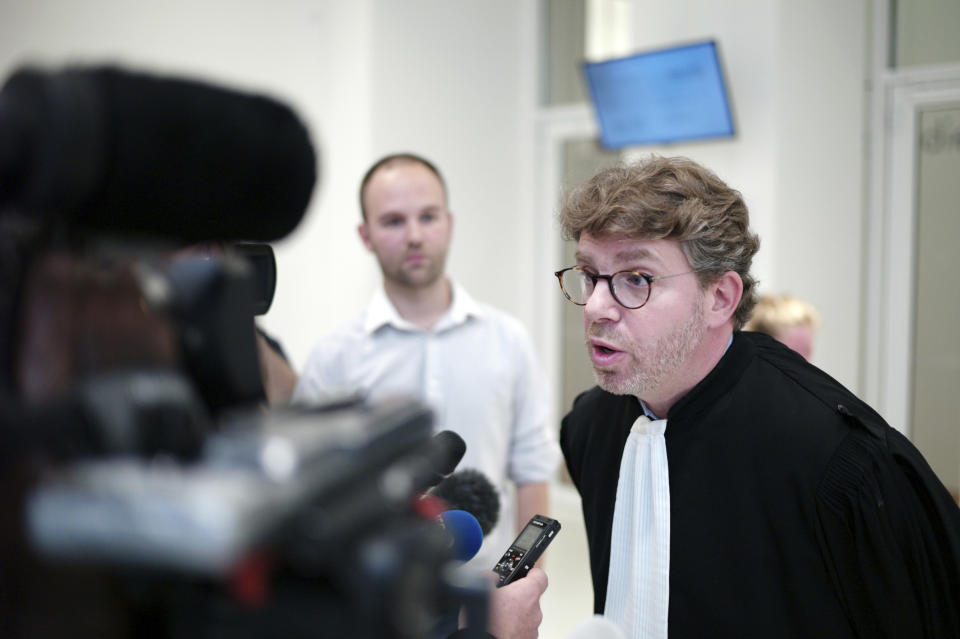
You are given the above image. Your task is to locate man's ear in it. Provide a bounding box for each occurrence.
[358,222,373,252]
[706,271,743,329]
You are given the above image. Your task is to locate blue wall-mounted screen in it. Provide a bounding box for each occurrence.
[584,40,735,149]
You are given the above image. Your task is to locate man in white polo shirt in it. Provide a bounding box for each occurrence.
[294,153,560,573]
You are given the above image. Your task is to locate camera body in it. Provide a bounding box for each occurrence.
[22,395,455,639]
[1,240,466,639]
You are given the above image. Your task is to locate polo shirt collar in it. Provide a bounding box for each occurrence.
[363,281,484,334]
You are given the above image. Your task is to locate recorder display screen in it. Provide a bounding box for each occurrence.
[514,524,541,551]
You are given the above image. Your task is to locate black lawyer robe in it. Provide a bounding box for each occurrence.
[561,331,960,638]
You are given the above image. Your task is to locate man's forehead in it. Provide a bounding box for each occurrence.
[368,161,443,192]
[365,164,445,205]
[575,233,682,266]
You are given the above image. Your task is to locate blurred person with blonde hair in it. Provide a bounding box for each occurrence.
[744,294,820,361]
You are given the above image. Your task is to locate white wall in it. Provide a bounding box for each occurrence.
[774,1,867,390]
[0,0,869,389]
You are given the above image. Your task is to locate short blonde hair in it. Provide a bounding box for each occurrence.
[744,294,820,337]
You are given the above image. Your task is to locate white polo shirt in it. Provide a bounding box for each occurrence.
[293,283,560,566]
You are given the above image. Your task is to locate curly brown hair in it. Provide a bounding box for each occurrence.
[559,155,760,329]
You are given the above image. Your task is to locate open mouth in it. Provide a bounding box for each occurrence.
[588,332,622,363]
[590,340,622,362]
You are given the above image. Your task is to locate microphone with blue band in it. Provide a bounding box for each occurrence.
[438,509,484,563]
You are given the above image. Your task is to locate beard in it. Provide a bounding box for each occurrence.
[383,251,447,290]
[590,291,705,398]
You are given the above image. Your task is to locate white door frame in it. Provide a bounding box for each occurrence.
[864,64,960,435]
[532,103,597,427]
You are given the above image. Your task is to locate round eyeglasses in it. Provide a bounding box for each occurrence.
[554,266,700,310]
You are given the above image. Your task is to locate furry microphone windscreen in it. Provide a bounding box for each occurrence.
[431,469,500,536]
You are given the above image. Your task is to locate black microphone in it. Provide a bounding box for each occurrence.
[430,468,500,536]
[423,430,466,488]
[0,65,317,242]
[392,429,467,497]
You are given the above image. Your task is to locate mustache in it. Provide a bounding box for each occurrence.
[587,324,619,343]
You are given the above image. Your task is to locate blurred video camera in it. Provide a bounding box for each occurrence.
[0,65,480,638]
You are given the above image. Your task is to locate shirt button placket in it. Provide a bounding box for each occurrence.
[424,332,444,429]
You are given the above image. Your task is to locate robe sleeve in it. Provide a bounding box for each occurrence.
[815,425,960,638]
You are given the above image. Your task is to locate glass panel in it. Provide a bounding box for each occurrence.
[559,138,621,419]
[544,0,588,106]
[910,106,960,500]
[894,0,960,68]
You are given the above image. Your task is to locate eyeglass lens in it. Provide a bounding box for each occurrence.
[560,269,651,308]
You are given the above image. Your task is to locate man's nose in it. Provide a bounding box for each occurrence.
[406,221,423,244]
[583,278,621,323]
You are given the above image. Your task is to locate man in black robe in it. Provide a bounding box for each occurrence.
[556,155,960,637]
